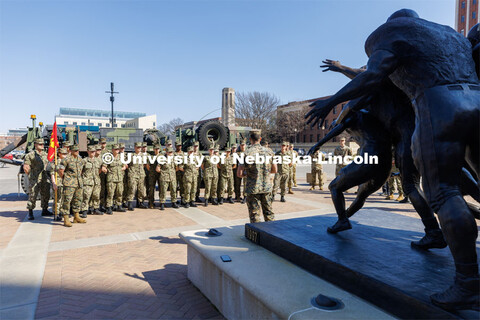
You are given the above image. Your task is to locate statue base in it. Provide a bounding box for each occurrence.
[245,210,480,319]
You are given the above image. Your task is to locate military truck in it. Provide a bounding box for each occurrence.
[175,118,253,152]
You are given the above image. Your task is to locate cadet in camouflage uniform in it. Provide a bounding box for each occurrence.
[237,131,276,223]
[118,143,129,209]
[181,146,199,208]
[310,150,325,190]
[102,144,127,214]
[50,147,68,221]
[288,144,298,191]
[126,142,147,210]
[218,148,235,204]
[193,142,203,202]
[147,144,161,208]
[24,138,51,220]
[234,140,248,203]
[272,141,291,202]
[99,138,108,211]
[157,147,179,210]
[90,144,104,215]
[60,145,86,227]
[81,146,101,218]
[202,146,218,206]
[386,159,404,201]
[174,143,185,205]
[334,137,353,177]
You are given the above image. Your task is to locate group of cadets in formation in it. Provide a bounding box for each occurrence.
[25,137,306,228]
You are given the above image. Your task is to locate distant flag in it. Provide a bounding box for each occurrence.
[47,122,59,162]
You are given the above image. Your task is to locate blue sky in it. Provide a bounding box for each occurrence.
[0,0,455,133]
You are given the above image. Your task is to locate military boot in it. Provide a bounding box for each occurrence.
[218,197,224,205]
[63,214,72,227]
[138,201,147,209]
[122,202,128,209]
[319,186,324,191]
[241,197,246,204]
[204,199,208,207]
[411,229,447,250]
[117,205,126,212]
[55,214,63,221]
[184,202,190,208]
[431,268,480,311]
[212,198,219,205]
[28,209,35,220]
[309,186,315,190]
[181,197,187,206]
[128,201,134,211]
[172,202,179,209]
[99,205,106,212]
[385,195,394,200]
[87,207,93,215]
[190,201,197,207]
[148,201,154,209]
[73,212,87,223]
[106,207,113,215]
[93,208,103,215]
[160,203,165,211]
[288,188,294,195]
[280,196,286,202]
[80,211,88,219]
[227,197,234,204]
[399,197,409,203]
[396,195,405,201]
[195,196,202,203]
[41,208,53,216]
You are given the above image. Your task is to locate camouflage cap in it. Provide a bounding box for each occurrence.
[187,146,193,152]
[57,164,65,170]
[59,148,68,154]
[340,137,346,141]
[34,138,44,144]
[193,141,199,147]
[282,141,289,146]
[240,140,246,145]
[231,144,237,149]
[99,138,107,143]
[63,141,72,147]
[153,144,160,149]
[70,145,79,151]
[87,145,96,152]
[142,142,147,147]
[165,147,174,153]
[175,144,182,148]
[208,144,215,150]
[290,143,294,147]
[112,144,120,149]
[225,148,231,152]
[214,147,219,152]
[95,145,102,150]
[119,143,125,148]
[166,139,172,145]
[134,142,143,147]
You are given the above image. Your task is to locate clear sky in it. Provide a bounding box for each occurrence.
[0,0,455,133]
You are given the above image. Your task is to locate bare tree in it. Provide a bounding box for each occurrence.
[277,106,308,142]
[235,91,280,136]
[157,117,184,136]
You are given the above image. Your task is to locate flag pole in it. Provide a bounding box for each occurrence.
[54,146,57,221]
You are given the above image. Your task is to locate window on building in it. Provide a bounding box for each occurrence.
[64,121,68,125]
[121,124,125,128]
[333,106,336,114]
[462,15,465,22]
[73,122,77,125]
[324,120,329,129]
[462,1,465,8]
[81,122,86,125]
[106,123,110,128]
[473,0,476,5]
[303,135,306,142]
[317,134,321,141]
[318,122,322,129]
[473,11,477,19]
[113,124,117,128]
[310,134,313,142]
[98,123,102,127]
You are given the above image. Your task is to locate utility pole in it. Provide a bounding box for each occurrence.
[105,82,119,127]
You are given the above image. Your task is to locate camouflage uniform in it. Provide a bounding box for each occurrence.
[218,154,234,199]
[244,143,275,223]
[203,152,218,201]
[99,138,108,209]
[288,148,298,189]
[388,164,404,198]
[311,150,325,189]
[48,149,67,216]
[334,144,353,176]
[272,147,291,197]
[60,152,84,215]
[148,146,161,206]
[234,145,246,200]
[158,151,177,204]
[103,149,125,208]
[174,148,185,202]
[183,148,199,203]
[119,144,129,206]
[25,146,50,211]
[81,148,100,213]
[91,145,103,209]
[127,147,147,203]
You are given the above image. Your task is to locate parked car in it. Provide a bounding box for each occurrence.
[294,148,306,159]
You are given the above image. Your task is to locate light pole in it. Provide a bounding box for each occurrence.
[294,128,297,144]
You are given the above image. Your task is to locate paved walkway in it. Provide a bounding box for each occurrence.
[0,164,430,319]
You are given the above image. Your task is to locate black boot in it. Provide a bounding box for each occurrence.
[172,202,179,209]
[128,201,134,211]
[280,196,285,203]
[106,206,113,215]
[41,208,53,216]
[241,197,246,204]
[184,202,190,208]
[411,229,447,250]
[327,218,352,234]
[195,196,202,203]
[93,208,104,215]
[160,203,165,211]
[431,270,480,311]
[181,197,187,206]
[80,211,88,218]
[227,197,234,204]
[117,205,126,212]
[218,197,224,205]
[122,202,128,208]
[99,205,106,213]
[55,214,62,221]
[28,209,35,220]
[204,199,208,207]
[138,201,147,209]
[87,207,93,215]
[190,201,197,207]
[212,198,219,205]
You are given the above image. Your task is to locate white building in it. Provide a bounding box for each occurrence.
[55,107,156,130]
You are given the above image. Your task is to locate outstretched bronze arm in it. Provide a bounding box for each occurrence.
[308,114,353,156]
[320,59,366,80]
[305,50,399,127]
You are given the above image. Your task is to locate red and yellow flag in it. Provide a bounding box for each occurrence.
[47,122,59,162]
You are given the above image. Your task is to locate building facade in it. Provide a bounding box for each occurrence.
[456,0,479,36]
[276,96,351,144]
[55,107,156,130]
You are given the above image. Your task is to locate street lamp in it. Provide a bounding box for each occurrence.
[294,128,297,144]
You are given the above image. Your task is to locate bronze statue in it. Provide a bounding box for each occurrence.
[306,9,480,311]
